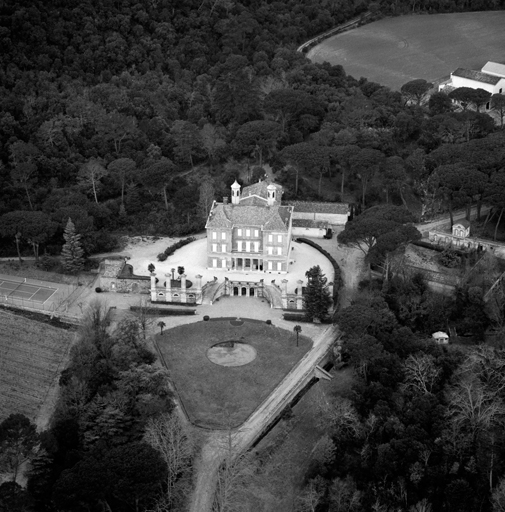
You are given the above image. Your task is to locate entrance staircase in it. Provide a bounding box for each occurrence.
[264,284,283,309]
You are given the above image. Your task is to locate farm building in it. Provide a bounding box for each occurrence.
[285,200,350,232]
[440,61,505,103]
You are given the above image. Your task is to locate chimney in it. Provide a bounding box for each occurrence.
[223,197,229,204]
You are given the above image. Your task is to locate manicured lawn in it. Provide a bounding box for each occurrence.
[309,11,505,90]
[0,309,74,422]
[154,319,312,428]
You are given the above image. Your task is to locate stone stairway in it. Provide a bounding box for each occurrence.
[264,284,283,309]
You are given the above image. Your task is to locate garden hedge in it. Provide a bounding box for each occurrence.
[295,238,343,303]
[130,306,196,316]
[157,237,196,261]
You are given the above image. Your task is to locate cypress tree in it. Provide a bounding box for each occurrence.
[61,218,84,273]
[303,265,332,323]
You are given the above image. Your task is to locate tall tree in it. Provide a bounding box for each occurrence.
[492,94,505,129]
[400,79,433,105]
[78,158,107,204]
[349,148,385,207]
[0,414,39,483]
[170,120,203,169]
[234,120,281,167]
[9,141,40,210]
[107,158,136,206]
[144,413,194,510]
[96,111,137,156]
[303,266,332,323]
[61,218,85,273]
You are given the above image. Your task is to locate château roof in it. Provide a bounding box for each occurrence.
[206,203,293,232]
[241,181,283,203]
[285,201,349,215]
[451,68,501,85]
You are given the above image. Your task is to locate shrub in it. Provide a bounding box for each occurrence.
[283,312,309,322]
[439,248,462,268]
[157,238,195,261]
[204,315,210,321]
[296,238,343,303]
[38,255,61,272]
[95,287,102,293]
[266,319,272,325]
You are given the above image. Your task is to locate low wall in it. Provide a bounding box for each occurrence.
[429,231,505,253]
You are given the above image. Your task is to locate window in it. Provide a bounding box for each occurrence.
[254,229,259,237]
[254,242,259,252]
[277,262,282,271]
[245,241,251,252]
[246,229,250,237]
[268,234,273,242]
[277,247,282,256]
[277,235,282,243]
[212,259,217,268]
[212,232,217,240]
[238,241,243,251]
[222,259,226,268]
[267,261,273,270]
[267,246,273,255]
[212,243,218,252]
[221,232,226,240]
[238,228,242,236]
[221,244,226,252]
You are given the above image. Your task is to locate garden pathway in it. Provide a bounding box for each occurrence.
[188,323,339,512]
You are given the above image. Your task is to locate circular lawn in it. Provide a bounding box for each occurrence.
[154,318,312,429]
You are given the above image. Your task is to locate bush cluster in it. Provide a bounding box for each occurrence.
[439,248,462,268]
[283,312,309,322]
[296,238,343,302]
[157,237,196,262]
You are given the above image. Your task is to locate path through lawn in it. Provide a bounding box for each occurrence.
[155,319,311,428]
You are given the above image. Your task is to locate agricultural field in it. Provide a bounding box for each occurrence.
[308,11,505,90]
[0,309,74,425]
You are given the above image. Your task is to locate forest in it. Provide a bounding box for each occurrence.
[1,0,505,262]
[2,0,505,510]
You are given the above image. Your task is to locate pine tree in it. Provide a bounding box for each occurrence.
[61,218,84,273]
[303,266,332,323]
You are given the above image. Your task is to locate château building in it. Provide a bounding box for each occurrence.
[205,180,294,273]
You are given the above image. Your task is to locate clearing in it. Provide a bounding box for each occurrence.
[0,309,75,428]
[308,11,505,90]
[154,318,311,429]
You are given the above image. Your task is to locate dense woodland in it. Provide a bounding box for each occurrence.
[1,0,505,262]
[2,0,505,511]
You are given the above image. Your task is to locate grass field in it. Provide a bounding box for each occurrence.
[154,319,311,429]
[308,11,505,90]
[0,309,74,423]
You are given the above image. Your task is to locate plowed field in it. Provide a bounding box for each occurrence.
[0,309,73,423]
[308,11,505,90]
